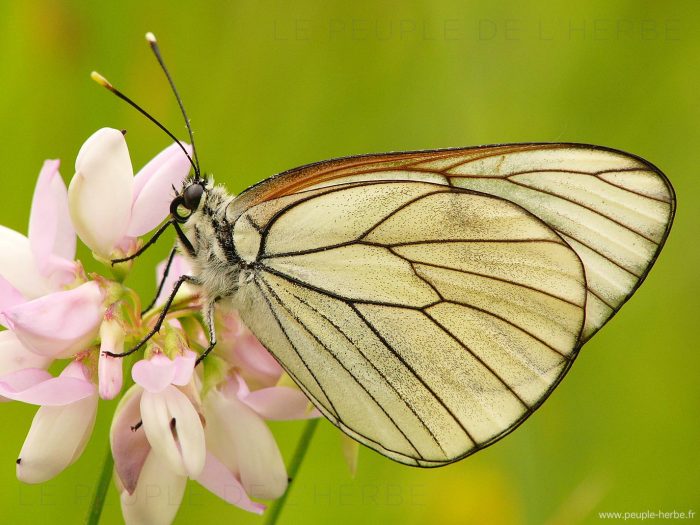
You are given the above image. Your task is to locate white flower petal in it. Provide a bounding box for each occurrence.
[204,388,288,499]
[140,386,205,477]
[0,226,52,298]
[165,386,205,477]
[0,331,51,376]
[140,389,185,476]
[69,128,134,257]
[121,450,186,525]
[16,390,98,483]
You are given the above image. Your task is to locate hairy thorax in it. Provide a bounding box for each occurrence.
[179,184,243,301]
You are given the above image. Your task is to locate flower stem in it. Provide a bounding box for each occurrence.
[85,445,115,525]
[264,418,319,525]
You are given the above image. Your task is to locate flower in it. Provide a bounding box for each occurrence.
[68,128,193,259]
[111,351,267,521]
[0,331,52,379]
[98,316,125,400]
[132,350,205,477]
[203,375,288,500]
[0,281,106,359]
[2,131,321,525]
[217,310,318,420]
[0,159,78,303]
[9,361,98,483]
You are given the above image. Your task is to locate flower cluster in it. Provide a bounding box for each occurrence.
[0,128,317,524]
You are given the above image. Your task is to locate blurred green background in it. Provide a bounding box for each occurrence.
[0,1,698,524]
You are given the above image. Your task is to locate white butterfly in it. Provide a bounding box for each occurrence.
[103,34,676,468]
[169,143,674,467]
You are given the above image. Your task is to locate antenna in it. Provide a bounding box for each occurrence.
[146,32,201,179]
[91,71,200,178]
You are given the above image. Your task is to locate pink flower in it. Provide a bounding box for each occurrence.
[68,128,192,259]
[11,361,98,483]
[98,317,125,400]
[0,160,77,302]
[0,281,106,360]
[203,376,288,501]
[154,255,197,308]
[216,311,318,421]
[131,351,206,477]
[112,352,265,521]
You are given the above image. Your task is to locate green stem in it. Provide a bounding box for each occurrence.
[264,418,319,525]
[85,445,115,525]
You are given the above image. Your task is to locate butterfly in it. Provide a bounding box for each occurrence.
[104,34,676,467]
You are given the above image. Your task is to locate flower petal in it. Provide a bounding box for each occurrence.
[0,274,26,312]
[98,319,125,400]
[29,159,77,272]
[0,226,52,298]
[98,353,123,401]
[16,369,97,483]
[0,281,105,359]
[120,450,186,525]
[171,351,196,386]
[155,255,196,307]
[111,385,150,494]
[140,386,205,477]
[0,331,51,378]
[0,361,95,405]
[243,386,318,420]
[226,329,282,387]
[69,128,134,258]
[204,387,288,499]
[195,452,265,514]
[0,368,52,401]
[132,354,177,393]
[128,142,193,237]
[140,389,185,476]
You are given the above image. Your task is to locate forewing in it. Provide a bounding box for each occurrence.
[230,144,675,341]
[232,181,587,465]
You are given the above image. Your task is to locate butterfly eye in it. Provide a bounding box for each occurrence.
[183,183,204,210]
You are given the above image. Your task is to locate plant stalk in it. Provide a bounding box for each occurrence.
[264,418,320,525]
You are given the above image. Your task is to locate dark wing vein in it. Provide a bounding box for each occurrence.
[257,275,428,460]
[422,310,531,410]
[442,300,570,359]
[502,178,660,243]
[252,275,340,419]
[398,256,580,308]
[347,303,478,446]
[270,277,448,456]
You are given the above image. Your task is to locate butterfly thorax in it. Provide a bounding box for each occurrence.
[180,184,242,301]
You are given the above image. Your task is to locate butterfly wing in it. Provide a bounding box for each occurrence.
[230,144,675,341]
[231,180,587,466]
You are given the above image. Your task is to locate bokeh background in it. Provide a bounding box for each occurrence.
[0,1,698,524]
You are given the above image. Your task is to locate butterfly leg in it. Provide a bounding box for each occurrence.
[140,246,177,314]
[111,220,174,264]
[195,300,217,366]
[103,274,198,358]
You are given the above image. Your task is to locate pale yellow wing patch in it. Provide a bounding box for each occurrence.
[232,144,673,341]
[233,181,586,465]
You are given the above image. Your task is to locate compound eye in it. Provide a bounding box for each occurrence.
[183,183,204,210]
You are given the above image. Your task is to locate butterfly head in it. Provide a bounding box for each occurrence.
[170,178,209,223]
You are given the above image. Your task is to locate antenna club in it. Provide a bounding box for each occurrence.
[145,32,157,44]
[91,71,113,90]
